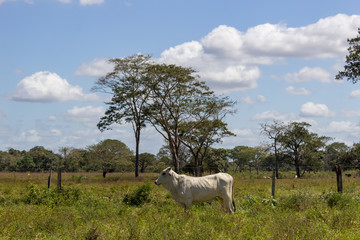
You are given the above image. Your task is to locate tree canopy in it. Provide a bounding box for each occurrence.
[94,54,151,177]
[336,28,360,83]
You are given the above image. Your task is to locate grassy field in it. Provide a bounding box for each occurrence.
[0,171,360,239]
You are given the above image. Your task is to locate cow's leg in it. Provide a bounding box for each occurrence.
[184,199,192,212]
[221,194,234,213]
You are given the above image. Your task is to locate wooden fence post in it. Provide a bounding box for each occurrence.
[48,169,52,188]
[334,164,343,193]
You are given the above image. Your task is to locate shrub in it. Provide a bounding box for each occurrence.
[325,192,353,209]
[123,183,151,206]
[23,183,81,207]
[279,191,316,211]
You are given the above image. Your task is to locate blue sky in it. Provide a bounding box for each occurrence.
[1,0,360,154]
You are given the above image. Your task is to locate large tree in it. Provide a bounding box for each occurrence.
[178,95,235,176]
[145,63,214,173]
[204,148,230,173]
[336,28,360,83]
[136,152,156,173]
[28,146,58,171]
[231,146,251,172]
[94,54,151,177]
[87,139,133,178]
[325,142,349,171]
[279,122,329,178]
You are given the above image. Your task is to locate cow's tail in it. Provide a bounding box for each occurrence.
[232,179,236,212]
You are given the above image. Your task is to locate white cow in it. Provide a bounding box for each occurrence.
[155,167,236,213]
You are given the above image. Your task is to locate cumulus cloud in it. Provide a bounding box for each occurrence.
[11,71,98,102]
[75,58,113,78]
[245,14,360,58]
[65,105,105,126]
[283,67,331,83]
[300,102,335,117]
[286,86,311,95]
[199,65,260,92]
[80,0,104,6]
[158,14,360,93]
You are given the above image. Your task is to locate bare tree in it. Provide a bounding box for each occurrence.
[260,120,285,198]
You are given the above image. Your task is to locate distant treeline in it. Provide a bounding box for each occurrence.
[1,138,360,177]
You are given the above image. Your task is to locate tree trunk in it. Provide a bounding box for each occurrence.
[271,167,276,198]
[274,143,279,179]
[103,171,107,178]
[135,129,140,177]
[295,151,301,178]
[57,167,61,192]
[48,169,52,188]
[334,164,343,193]
[194,159,201,177]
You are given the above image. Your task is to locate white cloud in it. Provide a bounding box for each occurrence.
[11,130,41,143]
[80,0,104,6]
[199,65,260,93]
[57,0,71,3]
[252,110,297,122]
[244,14,360,58]
[348,89,360,98]
[286,86,311,95]
[158,14,360,93]
[257,94,267,103]
[75,58,113,78]
[283,67,331,83]
[240,94,267,104]
[300,102,335,117]
[11,71,99,102]
[326,121,360,133]
[65,105,105,126]
[201,25,244,59]
[342,109,360,118]
[317,121,360,140]
[49,129,62,136]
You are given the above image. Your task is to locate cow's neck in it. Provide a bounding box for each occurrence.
[164,172,179,194]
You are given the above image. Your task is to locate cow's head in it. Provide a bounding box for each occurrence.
[155,167,173,185]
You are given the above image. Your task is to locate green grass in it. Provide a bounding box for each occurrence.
[0,171,360,239]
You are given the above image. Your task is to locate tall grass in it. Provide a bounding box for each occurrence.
[0,171,359,239]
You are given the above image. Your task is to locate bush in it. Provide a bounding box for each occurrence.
[279,191,316,211]
[123,183,151,206]
[325,192,353,209]
[23,183,81,207]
